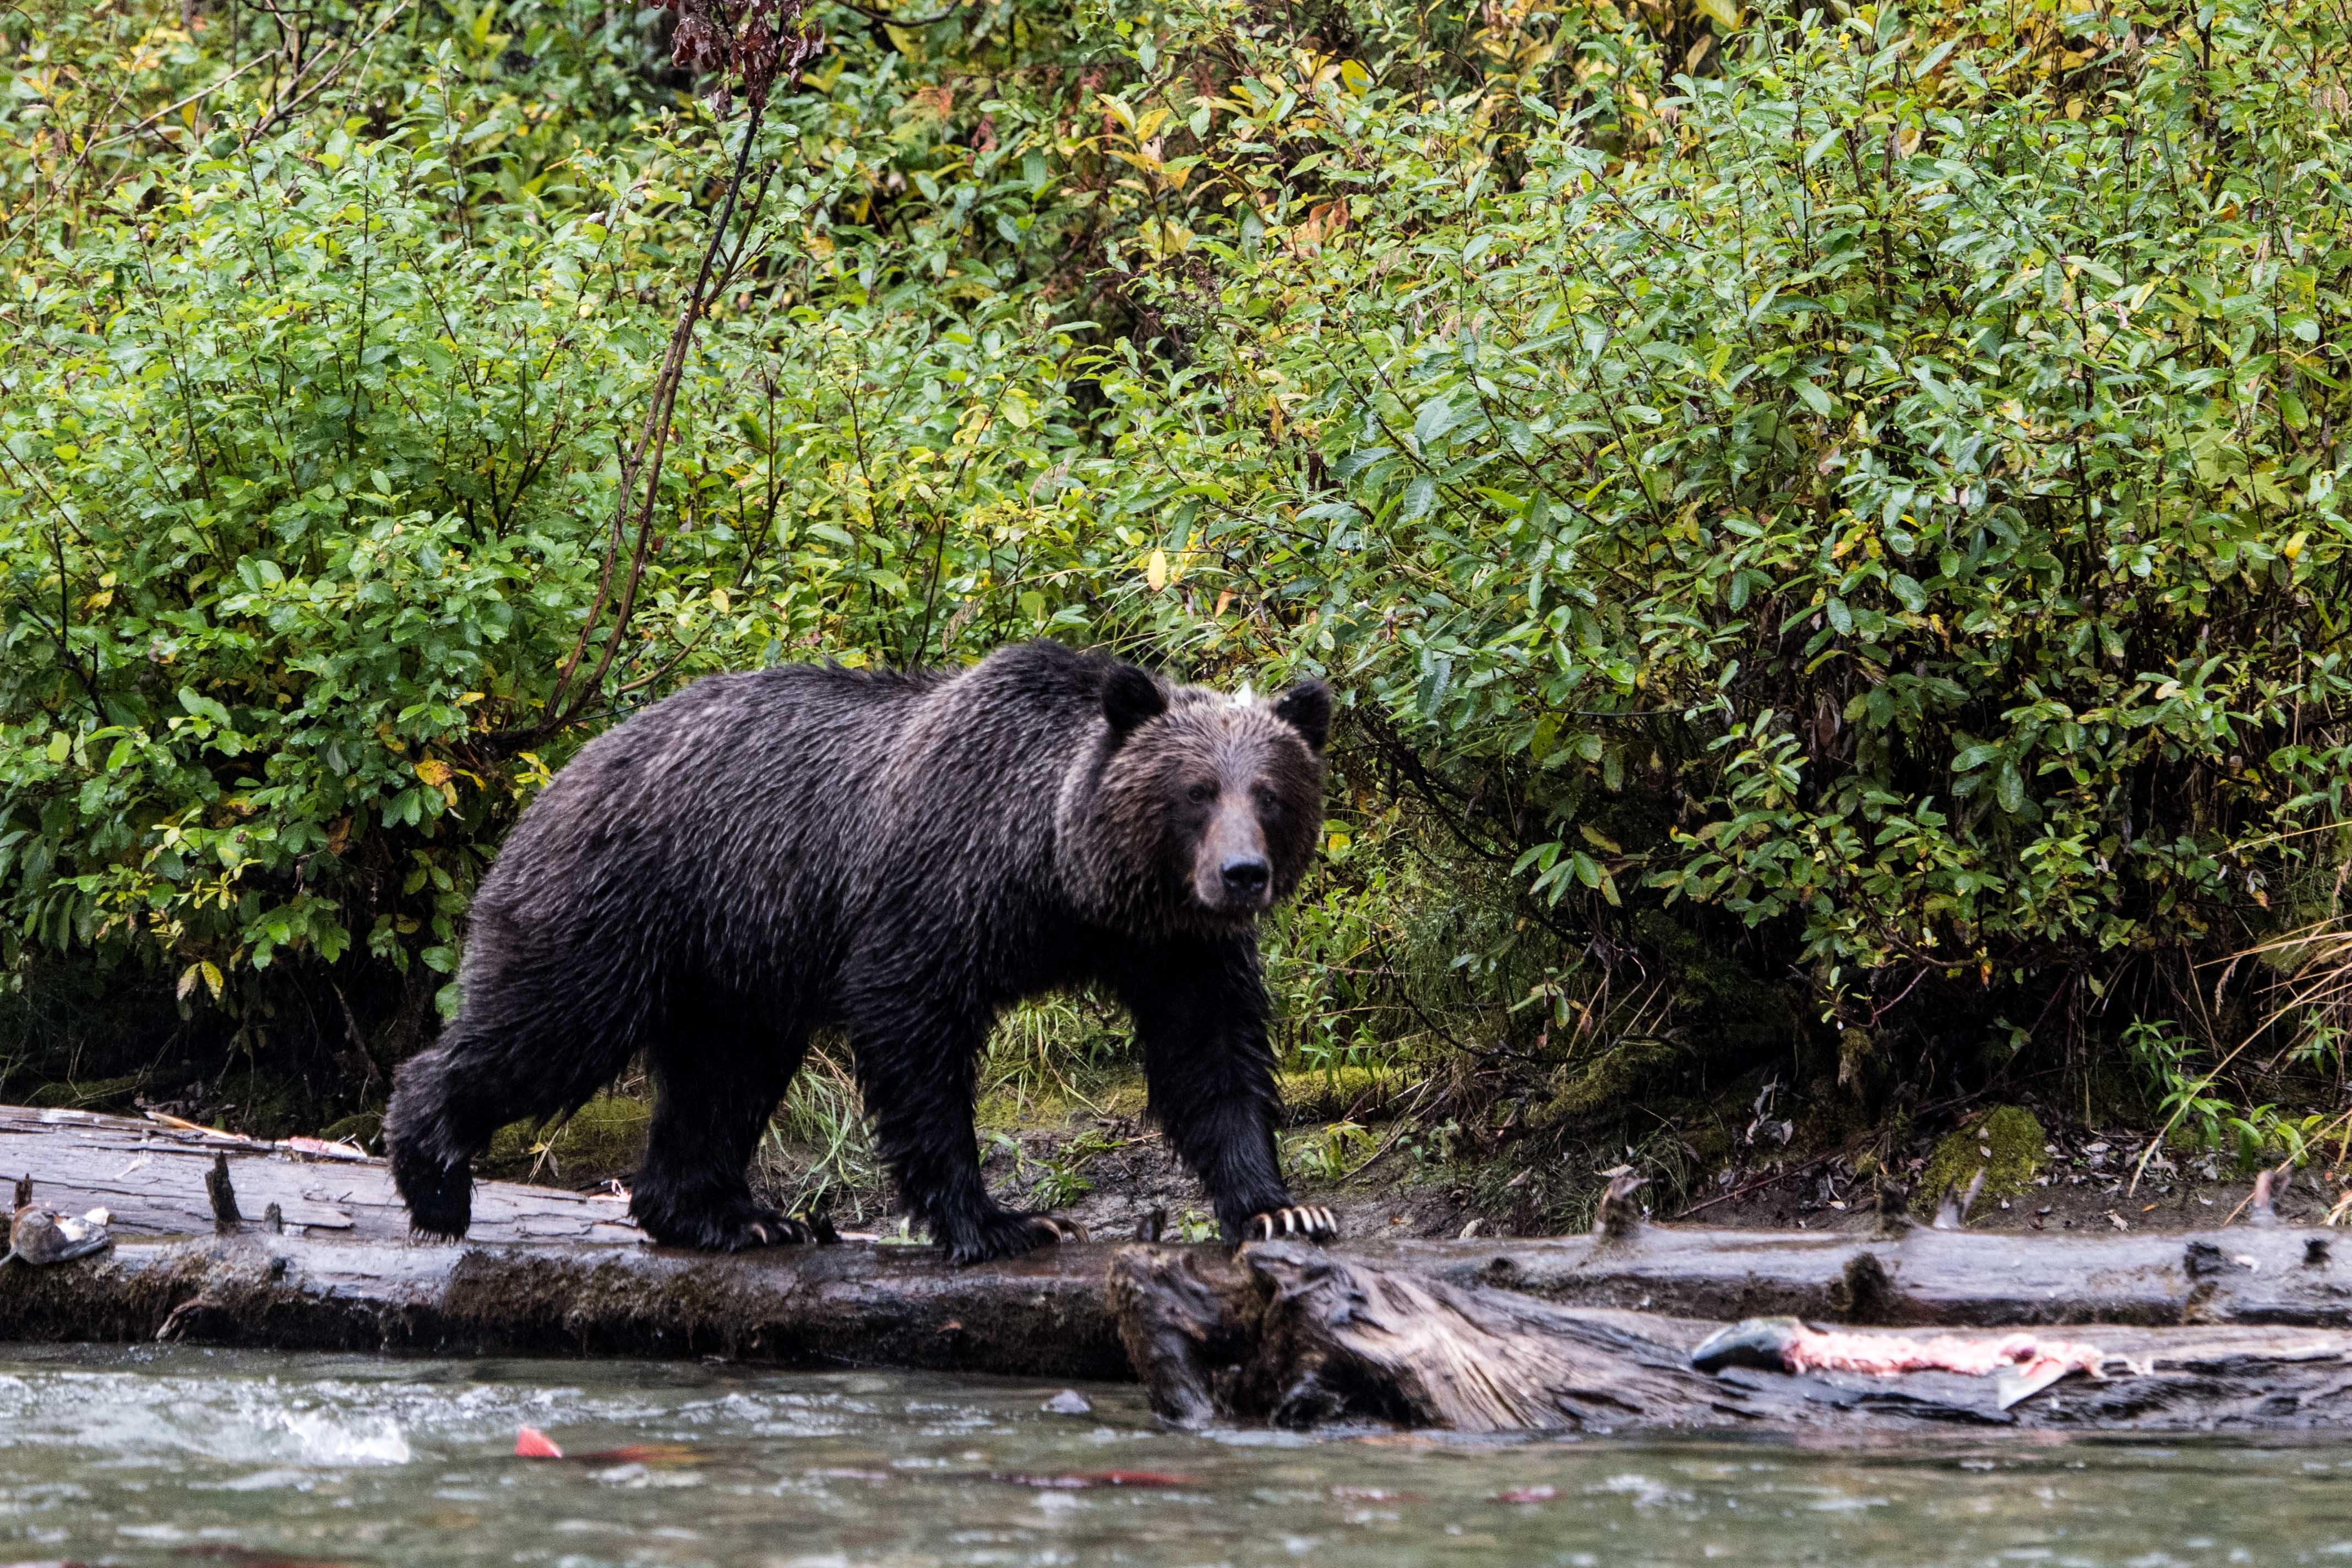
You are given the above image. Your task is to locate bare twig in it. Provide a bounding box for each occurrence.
[94,55,269,149]
[529,0,821,738]
[242,1,412,146]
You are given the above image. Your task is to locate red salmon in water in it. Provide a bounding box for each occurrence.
[513,1427,698,1465]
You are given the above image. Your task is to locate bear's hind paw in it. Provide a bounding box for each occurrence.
[1244,1206,1338,1244]
[744,1209,847,1250]
[642,1201,835,1253]
[946,1211,1087,1264]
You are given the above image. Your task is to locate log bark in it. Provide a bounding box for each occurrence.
[0,1104,1128,1376]
[8,1103,2352,1437]
[1108,1242,2352,1434]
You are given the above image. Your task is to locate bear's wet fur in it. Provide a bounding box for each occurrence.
[384,640,1332,1262]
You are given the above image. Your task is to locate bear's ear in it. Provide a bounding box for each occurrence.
[1272,678,1332,753]
[1102,662,1167,741]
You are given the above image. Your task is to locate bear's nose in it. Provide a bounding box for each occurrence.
[1221,857,1270,899]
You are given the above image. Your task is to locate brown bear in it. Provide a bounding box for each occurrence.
[383,640,1336,1261]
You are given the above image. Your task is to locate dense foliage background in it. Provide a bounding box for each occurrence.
[4,0,2349,1212]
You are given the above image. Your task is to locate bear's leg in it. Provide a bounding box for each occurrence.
[386,1004,638,1240]
[1117,935,1337,1245]
[845,989,1083,1264]
[631,1022,816,1251]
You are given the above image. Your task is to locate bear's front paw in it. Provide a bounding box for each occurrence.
[1243,1206,1338,1244]
[946,1211,1088,1264]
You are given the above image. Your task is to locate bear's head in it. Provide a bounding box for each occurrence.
[1065,662,1331,935]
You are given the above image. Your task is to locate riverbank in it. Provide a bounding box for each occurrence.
[10,1101,2352,1418]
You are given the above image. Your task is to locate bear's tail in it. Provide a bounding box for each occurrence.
[384,1021,629,1240]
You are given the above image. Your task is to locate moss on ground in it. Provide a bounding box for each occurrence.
[1912,1104,2046,1217]
[1276,1064,1404,1123]
[482,1092,650,1184]
[1531,1034,1686,1129]
[975,1066,1150,1132]
[25,1074,145,1111]
[317,1108,385,1150]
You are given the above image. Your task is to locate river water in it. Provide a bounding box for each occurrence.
[1,1344,2344,1566]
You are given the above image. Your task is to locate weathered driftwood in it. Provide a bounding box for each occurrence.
[1108,1241,2352,1433]
[1374,1216,2352,1328]
[0,1104,1128,1375]
[9,1102,2352,1436]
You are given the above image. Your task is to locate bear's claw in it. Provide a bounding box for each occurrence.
[742,1214,822,1248]
[946,1211,1087,1263]
[1245,1206,1338,1244]
[639,1200,836,1253]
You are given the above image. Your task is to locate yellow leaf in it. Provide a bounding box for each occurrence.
[1691,0,1739,26]
[201,961,223,1001]
[177,964,203,1003]
[415,759,453,788]
[1146,549,1169,591]
[711,586,731,613]
[2284,531,2307,562]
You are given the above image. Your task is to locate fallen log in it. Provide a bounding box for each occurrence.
[0,1104,1129,1376]
[1108,1242,2352,1434]
[7,1102,2352,1436]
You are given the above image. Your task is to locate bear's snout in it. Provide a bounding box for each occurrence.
[1195,801,1277,914]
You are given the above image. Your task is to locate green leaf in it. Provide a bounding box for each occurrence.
[177,687,232,727]
[1996,760,2026,815]
[1412,394,1459,450]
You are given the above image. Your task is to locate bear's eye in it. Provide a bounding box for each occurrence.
[1186,781,1218,805]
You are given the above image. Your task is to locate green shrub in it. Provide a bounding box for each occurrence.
[1094,0,2352,1030]
[4,0,2349,1139]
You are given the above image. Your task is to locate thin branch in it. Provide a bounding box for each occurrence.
[93,55,269,150]
[242,1,412,147]
[830,0,963,23]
